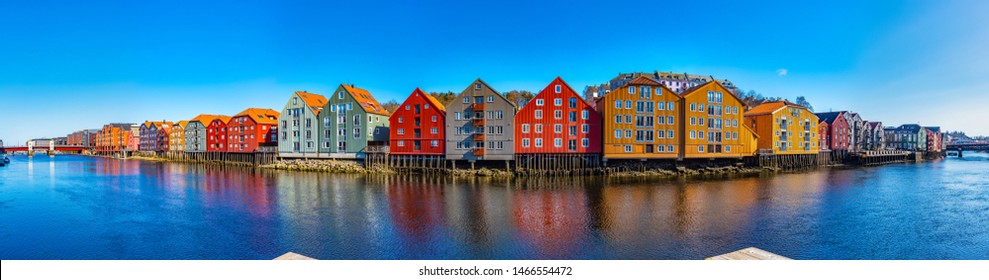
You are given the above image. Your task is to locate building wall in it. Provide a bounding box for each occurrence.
[680,82,746,158]
[819,122,830,150]
[169,124,185,152]
[318,85,390,157]
[829,114,850,151]
[278,91,324,157]
[515,78,601,155]
[745,105,818,155]
[389,89,446,155]
[444,79,517,161]
[207,119,228,152]
[595,78,680,159]
[184,121,208,152]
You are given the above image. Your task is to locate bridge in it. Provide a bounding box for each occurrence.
[2,145,86,156]
[945,142,988,157]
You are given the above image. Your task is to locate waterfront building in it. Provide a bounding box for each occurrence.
[184,114,227,152]
[885,124,927,151]
[389,88,447,155]
[680,80,748,159]
[169,121,189,152]
[317,84,391,158]
[608,71,739,95]
[206,116,233,152]
[814,111,851,151]
[139,121,163,151]
[277,91,327,158]
[924,126,942,153]
[445,78,518,161]
[226,108,280,153]
[594,76,681,159]
[818,121,830,150]
[156,124,172,152]
[515,77,602,155]
[96,123,138,153]
[67,129,99,148]
[866,121,885,150]
[744,101,819,154]
[741,124,760,155]
[849,113,865,152]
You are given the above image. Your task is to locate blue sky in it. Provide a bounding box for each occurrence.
[2,0,987,143]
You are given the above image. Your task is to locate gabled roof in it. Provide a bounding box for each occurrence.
[923,126,941,133]
[534,76,596,109]
[814,111,846,125]
[744,101,807,117]
[625,76,662,86]
[867,121,883,129]
[190,114,227,124]
[208,116,232,125]
[460,78,517,107]
[341,84,390,116]
[174,120,189,129]
[679,80,743,105]
[234,108,280,125]
[296,91,328,109]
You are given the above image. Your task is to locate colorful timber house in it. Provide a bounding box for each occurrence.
[139,121,169,152]
[226,108,280,153]
[744,101,819,154]
[595,76,682,160]
[679,80,750,159]
[815,112,851,152]
[206,116,232,152]
[184,114,226,152]
[515,77,602,166]
[277,91,327,158]
[389,88,446,156]
[318,84,390,158]
[168,120,189,153]
[444,79,518,163]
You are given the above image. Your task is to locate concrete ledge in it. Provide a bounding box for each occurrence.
[707,247,791,260]
[274,252,317,260]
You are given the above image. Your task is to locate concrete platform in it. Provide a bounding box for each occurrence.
[707,247,791,260]
[274,252,317,260]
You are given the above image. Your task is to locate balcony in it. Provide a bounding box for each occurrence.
[473,133,485,141]
[472,118,485,126]
[472,103,485,111]
[472,148,485,156]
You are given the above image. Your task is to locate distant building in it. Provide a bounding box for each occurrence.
[607,71,740,95]
[169,121,189,152]
[818,121,830,150]
[184,115,227,152]
[924,126,942,153]
[865,121,885,150]
[885,124,927,151]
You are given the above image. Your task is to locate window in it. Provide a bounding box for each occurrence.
[624,145,632,152]
[535,138,543,147]
[615,129,622,139]
[625,100,632,109]
[554,98,562,106]
[569,125,577,136]
[640,86,651,98]
[463,97,470,103]
[397,128,404,135]
[615,115,622,124]
[535,124,543,133]
[397,140,405,147]
[668,130,674,139]
[668,145,674,152]
[690,103,696,111]
[626,115,632,124]
[431,127,438,134]
[658,145,665,152]
[581,110,589,120]
[690,130,696,139]
[668,102,675,111]
[353,115,360,124]
[582,124,589,134]
[476,83,482,89]
[523,138,530,147]
[554,124,563,133]
[698,145,705,153]
[432,116,437,122]
[535,99,544,106]
[535,110,543,119]
[293,97,298,105]
[569,98,577,108]
[581,138,589,147]
[625,130,632,138]
[487,96,494,103]
[522,124,530,133]
[629,87,636,94]
[398,117,403,123]
[615,100,622,109]
[554,138,562,147]
[555,85,562,93]
[554,110,562,120]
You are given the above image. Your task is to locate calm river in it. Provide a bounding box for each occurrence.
[0,153,987,260]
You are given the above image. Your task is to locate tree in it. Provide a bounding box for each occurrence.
[503,90,535,106]
[795,96,814,112]
[381,100,400,115]
[428,91,457,106]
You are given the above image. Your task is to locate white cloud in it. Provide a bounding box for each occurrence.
[776,68,788,76]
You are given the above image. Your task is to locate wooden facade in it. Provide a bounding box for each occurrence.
[516,77,602,154]
[815,111,851,151]
[226,108,280,153]
[277,91,327,158]
[318,84,390,158]
[206,116,232,152]
[389,88,446,155]
[744,101,819,155]
[594,76,681,159]
[184,114,226,152]
[444,79,517,161]
[169,121,189,152]
[680,81,747,158]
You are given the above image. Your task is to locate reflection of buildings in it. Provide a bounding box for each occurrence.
[511,179,590,259]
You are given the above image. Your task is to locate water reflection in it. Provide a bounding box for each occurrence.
[0,154,987,260]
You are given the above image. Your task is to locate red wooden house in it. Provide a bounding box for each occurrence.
[207,116,233,152]
[815,111,850,151]
[157,126,171,152]
[388,88,446,155]
[515,77,602,154]
[818,120,830,150]
[226,108,280,153]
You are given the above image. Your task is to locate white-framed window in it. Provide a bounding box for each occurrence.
[581,110,589,120]
[658,145,665,152]
[624,145,632,152]
[431,127,438,134]
[668,102,674,110]
[668,130,674,139]
[690,130,696,139]
[432,115,437,122]
[463,97,470,103]
[397,128,405,135]
[581,138,589,147]
[629,86,636,94]
[397,140,405,147]
[522,124,530,133]
[554,124,562,133]
[487,96,494,103]
[554,138,562,147]
[535,110,543,119]
[398,117,403,123]
[625,100,632,109]
[535,124,543,133]
[554,98,562,106]
[536,99,544,106]
[555,85,562,93]
[615,129,622,139]
[523,138,530,147]
[535,138,543,147]
[554,110,562,120]
[698,145,705,152]
[615,115,622,124]
[455,112,462,120]
[668,116,674,124]
[581,124,589,134]
[615,100,621,109]
[354,128,361,138]
[625,129,632,138]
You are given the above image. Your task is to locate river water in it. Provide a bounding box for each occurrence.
[0,153,987,260]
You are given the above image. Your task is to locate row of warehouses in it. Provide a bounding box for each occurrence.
[64,72,945,164]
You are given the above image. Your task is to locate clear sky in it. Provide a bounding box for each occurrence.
[2,0,987,144]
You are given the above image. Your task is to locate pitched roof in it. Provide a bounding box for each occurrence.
[210,116,232,125]
[341,84,389,116]
[744,101,807,116]
[234,108,280,125]
[626,76,661,86]
[814,111,846,125]
[175,120,189,129]
[923,126,941,133]
[419,88,446,112]
[461,78,517,107]
[296,91,328,109]
[679,80,743,106]
[867,121,882,129]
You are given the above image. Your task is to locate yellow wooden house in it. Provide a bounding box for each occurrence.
[679,81,748,158]
[743,101,819,154]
